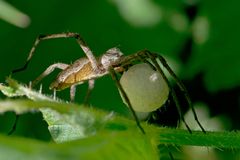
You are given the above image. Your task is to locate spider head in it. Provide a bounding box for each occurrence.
[100,47,124,70]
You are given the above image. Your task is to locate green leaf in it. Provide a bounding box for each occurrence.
[0,78,54,101]
[1,98,240,149]
[0,133,158,160]
[1,78,240,159]
[41,107,116,143]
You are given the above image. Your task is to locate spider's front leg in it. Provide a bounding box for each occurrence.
[12,32,99,74]
[108,66,145,134]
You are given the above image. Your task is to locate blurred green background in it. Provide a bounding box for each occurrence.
[0,0,240,145]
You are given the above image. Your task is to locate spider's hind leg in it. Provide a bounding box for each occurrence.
[156,54,206,133]
[140,50,196,133]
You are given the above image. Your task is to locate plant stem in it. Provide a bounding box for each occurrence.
[148,126,240,149]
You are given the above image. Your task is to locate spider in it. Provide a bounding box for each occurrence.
[11,32,205,134]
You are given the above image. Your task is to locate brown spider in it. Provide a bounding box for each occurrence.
[12,32,205,134]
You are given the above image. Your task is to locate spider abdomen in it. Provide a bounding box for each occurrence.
[49,58,105,90]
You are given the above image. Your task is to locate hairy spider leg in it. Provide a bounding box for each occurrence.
[12,32,100,74]
[109,67,145,134]
[69,79,95,103]
[83,79,95,104]
[142,50,192,133]
[141,50,205,133]
[156,54,206,133]
[31,63,69,87]
[70,84,77,102]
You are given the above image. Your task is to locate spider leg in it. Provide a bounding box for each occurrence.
[156,54,206,133]
[9,63,69,135]
[12,32,99,74]
[69,80,94,103]
[31,63,69,87]
[70,84,77,102]
[8,115,19,135]
[69,79,94,103]
[8,62,67,134]
[53,89,57,100]
[166,145,175,160]
[171,88,192,133]
[83,79,95,105]
[109,67,145,134]
[138,50,193,133]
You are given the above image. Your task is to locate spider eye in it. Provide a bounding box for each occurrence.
[106,47,123,57]
[120,63,169,112]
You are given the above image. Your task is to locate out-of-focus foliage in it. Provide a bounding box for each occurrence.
[185,1,240,92]
[0,130,158,160]
[110,0,162,27]
[0,0,30,28]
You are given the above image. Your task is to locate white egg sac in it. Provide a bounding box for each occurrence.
[120,63,169,112]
